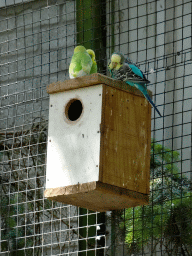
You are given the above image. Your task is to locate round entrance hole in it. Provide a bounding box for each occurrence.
[65,99,83,121]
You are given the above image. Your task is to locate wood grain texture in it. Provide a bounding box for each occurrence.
[44,181,149,212]
[99,85,151,194]
[46,75,151,210]
[47,73,152,98]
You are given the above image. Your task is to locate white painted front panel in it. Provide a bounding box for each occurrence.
[46,85,103,189]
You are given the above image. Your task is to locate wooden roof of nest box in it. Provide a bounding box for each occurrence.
[44,73,151,212]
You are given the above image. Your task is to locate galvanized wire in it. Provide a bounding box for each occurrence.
[0,0,192,255]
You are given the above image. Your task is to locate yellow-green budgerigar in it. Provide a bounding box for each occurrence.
[86,49,97,74]
[69,46,96,79]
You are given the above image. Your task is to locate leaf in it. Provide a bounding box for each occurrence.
[122,141,191,253]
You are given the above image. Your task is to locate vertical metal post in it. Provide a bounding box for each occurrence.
[76,0,106,72]
[76,0,106,255]
[111,211,116,256]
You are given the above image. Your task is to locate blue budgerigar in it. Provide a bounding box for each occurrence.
[108,52,162,117]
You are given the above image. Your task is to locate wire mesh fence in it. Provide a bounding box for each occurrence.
[0,0,191,255]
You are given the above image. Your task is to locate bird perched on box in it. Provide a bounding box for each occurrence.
[108,52,162,117]
[87,49,97,74]
[69,46,97,79]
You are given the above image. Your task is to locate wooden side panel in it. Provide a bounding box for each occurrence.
[100,85,151,194]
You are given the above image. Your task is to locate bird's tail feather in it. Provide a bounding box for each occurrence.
[145,94,162,117]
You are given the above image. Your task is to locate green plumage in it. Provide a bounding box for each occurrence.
[90,62,97,74]
[69,46,97,79]
[86,49,97,74]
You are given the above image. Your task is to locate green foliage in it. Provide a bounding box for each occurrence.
[122,140,192,255]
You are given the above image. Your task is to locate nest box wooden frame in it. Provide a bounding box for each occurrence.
[44,74,151,212]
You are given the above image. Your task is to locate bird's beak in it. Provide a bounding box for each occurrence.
[108,62,117,70]
[112,62,117,69]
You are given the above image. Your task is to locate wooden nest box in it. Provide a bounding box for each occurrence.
[44,74,151,212]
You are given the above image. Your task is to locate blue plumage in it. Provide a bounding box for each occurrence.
[108,53,162,117]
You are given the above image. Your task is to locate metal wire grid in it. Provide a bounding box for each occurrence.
[0,0,191,255]
[0,1,106,255]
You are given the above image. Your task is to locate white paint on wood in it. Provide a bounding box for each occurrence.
[46,85,103,189]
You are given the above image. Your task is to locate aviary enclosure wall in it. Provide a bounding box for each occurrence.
[0,0,191,255]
